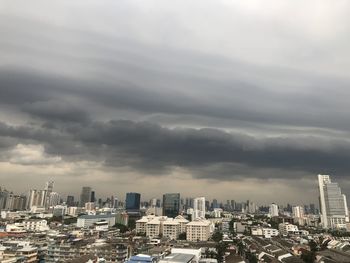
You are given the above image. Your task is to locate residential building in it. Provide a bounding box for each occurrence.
[186,219,212,242]
[278,222,299,236]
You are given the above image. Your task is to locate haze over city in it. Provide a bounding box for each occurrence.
[1,0,350,203]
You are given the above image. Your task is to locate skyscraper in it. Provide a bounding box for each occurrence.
[292,206,304,218]
[163,193,180,218]
[125,192,141,212]
[269,203,279,217]
[80,187,92,207]
[193,197,206,220]
[90,191,95,203]
[66,195,75,206]
[44,181,54,208]
[27,189,46,209]
[48,192,61,207]
[318,174,349,228]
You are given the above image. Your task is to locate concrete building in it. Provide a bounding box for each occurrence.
[318,174,349,228]
[269,203,279,217]
[27,190,46,210]
[162,219,180,240]
[125,192,141,212]
[22,219,49,232]
[193,197,206,221]
[186,219,212,242]
[80,187,92,207]
[77,214,116,228]
[48,192,60,207]
[136,215,189,239]
[278,222,299,236]
[292,206,304,218]
[251,227,279,238]
[163,193,180,218]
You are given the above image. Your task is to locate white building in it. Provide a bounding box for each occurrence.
[48,192,60,207]
[193,197,206,221]
[95,221,109,231]
[77,214,116,228]
[67,206,79,216]
[136,215,189,239]
[278,222,298,236]
[292,206,304,218]
[175,215,190,233]
[186,219,212,242]
[85,202,96,211]
[146,217,162,238]
[251,227,279,238]
[269,203,279,217]
[22,219,49,232]
[27,190,47,210]
[318,174,349,229]
[162,219,180,240]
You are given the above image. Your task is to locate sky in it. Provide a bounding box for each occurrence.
[0,0,350,204]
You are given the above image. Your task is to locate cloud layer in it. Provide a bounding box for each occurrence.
[0,0,350,202]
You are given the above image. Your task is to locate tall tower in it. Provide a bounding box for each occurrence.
[80,187,92,207]
[44,181,54,208]
[318,174,348,228]
[125,192,141,212]
[193,197,206,220]
[162,193,180,218]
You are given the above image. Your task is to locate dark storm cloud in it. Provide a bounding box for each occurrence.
[1,116,350,179]
[2,68,350,134]
[1,0,350,199]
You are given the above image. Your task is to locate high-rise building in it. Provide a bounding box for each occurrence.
[44,181,54,208]
[318,174,349,228]
[90,191,95,203]
[193,197,206,220]
[48,192,61,207]
[80,187,92,207]
[125,192,141,212]
[45,181,54,193]
[27,189,46,209]
[0,188,9,210]
[4,194,26,211]
[212,199,218,209]
[292,206,304,218]
[66,195,75,206]
[113,197,119,208]
[163,193,180,218]
[269,203,279,217]
[309,203,316,214]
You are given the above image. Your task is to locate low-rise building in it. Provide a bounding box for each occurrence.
[77,214,116,228]
[186,219,212,242]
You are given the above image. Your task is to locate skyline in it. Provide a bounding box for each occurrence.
[1,1,350,202]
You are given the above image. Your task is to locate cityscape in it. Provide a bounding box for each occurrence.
[1,1,350,263]
[0,174,349,262]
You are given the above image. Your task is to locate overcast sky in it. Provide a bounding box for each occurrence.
[1,0,350,204]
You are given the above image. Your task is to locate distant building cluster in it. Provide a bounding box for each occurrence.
[0,174,349,262]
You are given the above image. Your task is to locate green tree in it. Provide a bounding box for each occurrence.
[215,242,228,263]
[301,251,315,263]
[237,241,244,256]
[63,217,77,225]
[178,232,186,240]
[212,231,223,243]
[114,223,129,233]
[128,219,136,230]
